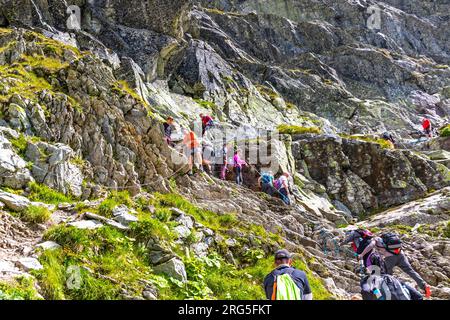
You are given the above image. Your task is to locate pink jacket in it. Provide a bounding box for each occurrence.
[233,154,246,168]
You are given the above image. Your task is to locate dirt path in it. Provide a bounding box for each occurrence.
[0,211,43,281]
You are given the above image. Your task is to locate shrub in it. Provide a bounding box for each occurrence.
[98,191,132,218]
[129,217,175,243]
[19,205,51,223]
[34,250,66,300]
[444,222,450,238]
[440,125,450,137]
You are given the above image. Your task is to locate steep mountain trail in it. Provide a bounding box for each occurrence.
[0,211,42,281]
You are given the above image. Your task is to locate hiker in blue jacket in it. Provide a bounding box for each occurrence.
[263,249,313,300]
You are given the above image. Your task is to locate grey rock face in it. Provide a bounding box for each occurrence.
[25,140,83,197]
[292,135,448,214]
[0,134,34,189]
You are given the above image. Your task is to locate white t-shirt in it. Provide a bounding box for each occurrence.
[278,175,289,189]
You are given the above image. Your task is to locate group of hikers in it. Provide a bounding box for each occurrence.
[265,229,432,300]
[163,114,294,205]
[163,114,437,206]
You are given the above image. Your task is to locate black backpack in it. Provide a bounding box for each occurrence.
[354,229,374,255]
[361,274,411,300]
[381,233,402,254]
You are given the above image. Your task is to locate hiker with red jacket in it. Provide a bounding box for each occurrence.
[422,117,432,138]
[358,234,431,298]
[200,113,214,136]
[263,249,312,300]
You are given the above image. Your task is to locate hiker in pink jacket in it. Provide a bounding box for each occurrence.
[233,149,247,185]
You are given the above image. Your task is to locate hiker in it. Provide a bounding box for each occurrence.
[274,172,291,205]
[359,246,423,300]
[163,116,175,147]
[182,129,202,176]
[258,171,275,196]
[357,233,431,298]
[263,249,313,300]
[422,117,432,138]
[381,132,395,148]
[202,141,215,174]
[200,113,214,136]
[360,270,423,300]
[233,149,247,185]
[220,143,229,180]
[342,229,377,269]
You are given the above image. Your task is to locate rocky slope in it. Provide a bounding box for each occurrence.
[0,0,449,300]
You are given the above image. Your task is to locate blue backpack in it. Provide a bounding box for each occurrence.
[261,173,273,185]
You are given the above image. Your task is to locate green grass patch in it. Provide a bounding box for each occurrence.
[439,124,450,137]
[339,134,393,149]
[38,225,153,300]
[0,276,42,300]
[277,124,321,135]
[20,54,69,73]
[112,80,148,107]
[97,191,132,218]
[9,134,28,157]
[28,182,72,204]
[17,205,51,223]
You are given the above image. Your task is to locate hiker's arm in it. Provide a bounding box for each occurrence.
[283,181,290,194]
[302,277,313,300]
[358,240,375,259]
[263,274,273,300]
[398,255,427,290]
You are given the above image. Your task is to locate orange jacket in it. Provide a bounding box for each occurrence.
[183,131,200,149]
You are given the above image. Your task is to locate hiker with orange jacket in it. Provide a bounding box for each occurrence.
[182,129,202,176]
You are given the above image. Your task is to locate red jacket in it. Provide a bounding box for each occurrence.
[422,119,431,130]
[201,115,213,126]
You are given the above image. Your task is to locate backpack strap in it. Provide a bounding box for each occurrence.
[271,278,277,301]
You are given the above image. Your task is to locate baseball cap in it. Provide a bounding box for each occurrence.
[274,249,292,260]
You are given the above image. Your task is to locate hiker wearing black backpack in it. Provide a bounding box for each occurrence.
[358,233,431,298]
[341,229,378,269]
[360,254,423,301]
[263,249,313,300]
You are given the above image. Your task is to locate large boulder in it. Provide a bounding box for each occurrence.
[153,257,187,283]
[292,135,449,214]
[0,191,31,211]
[25,141,83,197]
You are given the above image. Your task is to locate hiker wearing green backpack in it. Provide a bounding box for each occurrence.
[263,249,313,300]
